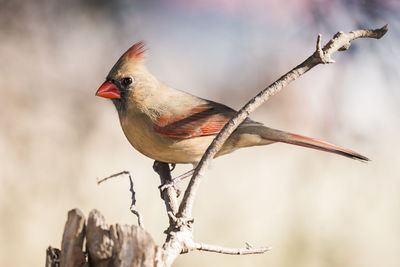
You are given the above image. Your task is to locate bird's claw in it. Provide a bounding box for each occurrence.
[169,163,176,172]
[158,167,194,196]
[159,180,181,196]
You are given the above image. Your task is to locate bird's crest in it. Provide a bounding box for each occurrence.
[125,41,146,62]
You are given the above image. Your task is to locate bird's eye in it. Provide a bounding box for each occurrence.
[122,77,133,86]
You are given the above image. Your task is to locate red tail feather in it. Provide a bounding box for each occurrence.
[262,129,369,161]
[283,134,369,161]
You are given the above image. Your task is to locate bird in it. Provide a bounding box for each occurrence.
[96,41,369,181]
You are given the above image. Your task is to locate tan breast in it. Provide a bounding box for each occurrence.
[119,112,218,164]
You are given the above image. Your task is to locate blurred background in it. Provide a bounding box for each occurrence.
[0,0,399,266]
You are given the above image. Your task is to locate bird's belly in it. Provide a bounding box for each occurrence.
[120,115,216,164]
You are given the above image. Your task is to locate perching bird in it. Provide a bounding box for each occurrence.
[96,42,368,179]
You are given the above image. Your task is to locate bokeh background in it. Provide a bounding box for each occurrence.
[1,0,399,266]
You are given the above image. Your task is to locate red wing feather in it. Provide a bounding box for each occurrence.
[154,103,234,139]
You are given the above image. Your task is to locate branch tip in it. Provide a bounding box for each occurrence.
[316,34,324,59]
[375,24,389,39]
[97,170,130,184]
[316,34,321,50]
[194,242,271,255]
[155,24,387,265]
[177,24,387,220]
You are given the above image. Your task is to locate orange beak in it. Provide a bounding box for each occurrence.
[96,81,120,99]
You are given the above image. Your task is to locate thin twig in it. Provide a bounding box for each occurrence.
[177,24,388,219]
[97,171,144,227]
[194,243,272,255]
[97,171,130,184]
[127,172,145,228]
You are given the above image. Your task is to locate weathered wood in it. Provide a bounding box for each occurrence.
[49,209,157,267]
[111,224,158,267]
[46,246,61,267]
[86,209,113,266]
[86,209,158,266]
[60,209,86,267]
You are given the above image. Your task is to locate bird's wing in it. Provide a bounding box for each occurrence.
[153,101,238,139]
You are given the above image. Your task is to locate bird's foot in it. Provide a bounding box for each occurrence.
[158,180,180,196]
[159,168,195,192]
[170,163,176,172]
[158,181,181,197]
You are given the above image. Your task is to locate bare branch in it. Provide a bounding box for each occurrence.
[177,24,388,219]
[153,161,179,217]
[97,171,144,227]
[193,242,271,255]
[153,161,197,266]
[94,25,389,266]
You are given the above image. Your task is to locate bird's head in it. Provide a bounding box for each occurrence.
[96,41,151,112]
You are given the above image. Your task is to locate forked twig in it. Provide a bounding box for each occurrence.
[177,24,388,220]
[99,25,388,267]
[97,171,144,227]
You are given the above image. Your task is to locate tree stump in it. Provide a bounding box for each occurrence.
[46,209,158,267]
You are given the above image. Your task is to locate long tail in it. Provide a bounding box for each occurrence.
[259,127,369,161]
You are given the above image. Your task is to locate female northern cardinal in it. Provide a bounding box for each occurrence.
[96,42,368,173]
